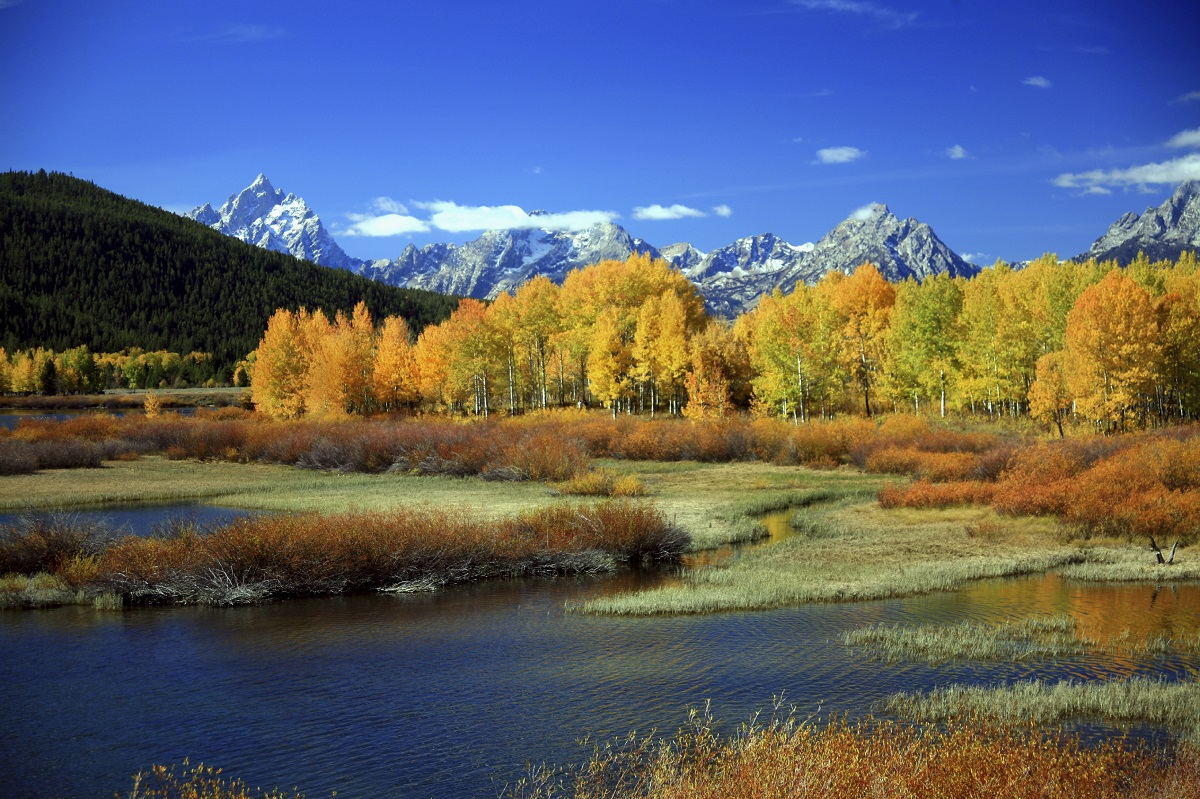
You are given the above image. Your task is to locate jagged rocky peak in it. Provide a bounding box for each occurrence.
[785,203,977,289]
[186,174,361,271]
[1081,180,1200,264]
[659,242,706,271]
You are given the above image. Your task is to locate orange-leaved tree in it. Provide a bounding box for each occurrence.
[1062,270,1162,431]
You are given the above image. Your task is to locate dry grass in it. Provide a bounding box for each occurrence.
[507,709,1200,799]
[123,760,301,799]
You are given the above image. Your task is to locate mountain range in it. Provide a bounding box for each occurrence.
[189,177,1200,317]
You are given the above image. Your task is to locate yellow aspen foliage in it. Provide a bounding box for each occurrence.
[1028,350,1072,437]
[413,318,457,410]
[826,263,896,416]
[587,309,633,415]
[373,315,418,410]
[1062,270,1162,431]
[684,324,739,419]
[250,308,312,419]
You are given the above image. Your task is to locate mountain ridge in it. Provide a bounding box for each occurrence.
[1077,180,1200,264]
[188,176,1200,317]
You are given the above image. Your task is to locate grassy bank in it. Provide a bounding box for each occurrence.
[578,498,1090,615]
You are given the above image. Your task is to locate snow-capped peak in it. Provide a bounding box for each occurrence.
[186,175,361,271]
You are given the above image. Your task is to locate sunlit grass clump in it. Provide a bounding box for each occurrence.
[886,678,1200,745]
[553,469,648,498]
[843,615,1086,664]
[507,709,1200,799]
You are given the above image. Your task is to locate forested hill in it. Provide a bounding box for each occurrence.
[0,170,459,367]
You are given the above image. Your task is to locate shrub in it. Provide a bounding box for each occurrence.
[0,514,115,575]
[97,503,688,605]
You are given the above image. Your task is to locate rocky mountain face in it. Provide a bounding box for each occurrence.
[188,176,982,317]
[783,204,978,289]
[683,205,977,316]
[1079,180,1200,264]
[682,234,813,318]
[187,174,362,271]
[355,222,659,299]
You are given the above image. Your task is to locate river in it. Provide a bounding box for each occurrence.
[1,512,1198,798]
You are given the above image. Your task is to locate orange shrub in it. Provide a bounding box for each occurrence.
[97,502,687,604]
[878,480,997,509]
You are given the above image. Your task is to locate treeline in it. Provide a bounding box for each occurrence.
[0,170,458,368]
[0,345,228,394]
[248,250,1200,432]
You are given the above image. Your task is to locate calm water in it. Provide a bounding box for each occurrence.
[0,407,197,431]
[0,505,267,538]
[1,515,1198,798]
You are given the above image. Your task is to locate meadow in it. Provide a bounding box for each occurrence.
[3,409,1200,797]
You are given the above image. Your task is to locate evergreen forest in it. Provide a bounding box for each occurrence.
[0,170,457,372]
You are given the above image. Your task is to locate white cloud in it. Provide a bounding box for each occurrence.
[851,203,883,220]
[1023,76,1052,89]
[415,200,617,232]
[816,146,865,164]
[790,0,918,29]
[633,204,706,221]
[341,212,430,237]
[946,144,970,160]
[1172,91,1200,105]
[712,204,733,218]
[1053,152,1200,193]
[1166,127,1200,149]
[961,253,988,264]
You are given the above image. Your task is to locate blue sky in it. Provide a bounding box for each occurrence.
[3,0,1198,264]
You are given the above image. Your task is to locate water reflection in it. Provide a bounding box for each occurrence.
[1,526,1197,798]
[0,504,267,537]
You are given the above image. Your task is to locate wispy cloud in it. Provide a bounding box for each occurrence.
[1173,90,1200,105]
[1166,127,1200,149]
[816,146,865,164]
[1023,76,1052,89]
[200,24,287,43]
[371,197,410,215]
[713,204,733,218]
[790,0,918,30]
[633,204,706,221]
[1054,152,1200,194]
[416,201,617,233]
[946,144,970,160]
[0,0,24,9]
[342,197,430,236]
[341,198,618,236]
[1074,45,1110,55]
